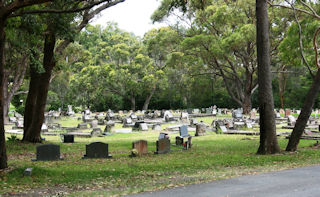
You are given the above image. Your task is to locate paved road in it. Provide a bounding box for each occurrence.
[128,165,320,197]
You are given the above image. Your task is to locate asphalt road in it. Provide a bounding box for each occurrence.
[128,165,320,197]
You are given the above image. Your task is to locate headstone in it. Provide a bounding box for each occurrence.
[131,140,148,156]
[246,122,253,129]
[181,112,189,120]
[155,138,171,154]
[41,124,48,132]
[288,115,296,126]
[67,105,75,116]
[249,111,256,120]
[83,142,112,159]
[195,123,206,136]
[279,108,285,115]
[179,125,190,137]
[193,109,200,114]
[159,132,169,139]
[61,134,74,143]
[232,109,243,119]
[9,117,17,123]
[187,108,193,114]
[32,144,62,161]
[24,168,33,176]
[91,128,102,137]
[15,120,23,128]
[164,111,174,122]
[217,125,227,133]
[130,113,138,120]
[212,109,217,116]
[152,124,162,131]
[77,123,88,129]
[206,108,213,114]
[90,120,98,128]
[190,118,198,126]
[275,112,281,118]
[139,123,148,131]
[14,112,23,118]
[285,109,291,118]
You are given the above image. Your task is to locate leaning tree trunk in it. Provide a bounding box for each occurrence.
[0,19,8,169]
[142,85,156,111]
[256,0,280,154]
[3,72,8,123]
[286,69,320,151]
[23,32,56,143]
[23,61,40,140]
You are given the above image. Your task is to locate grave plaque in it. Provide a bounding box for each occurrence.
[83,142,112,159]
[32,144,62,161]
[132,140,148,156]
[155,138,171,154]
[179,125,190,137]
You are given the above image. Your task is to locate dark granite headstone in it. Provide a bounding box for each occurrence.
[155,138,171,154]
[32,144,62,161]
[61,134,74,143]
[83,142,112,159]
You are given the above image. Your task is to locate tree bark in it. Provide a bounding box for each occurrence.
[23,56,40,140]
[130,93,136,111]
[0,18,8,169]
[256,0,280,154]
[242,93,252,114]
[286,69,320,151]
[23,32,56,142]
[142,85,156,111]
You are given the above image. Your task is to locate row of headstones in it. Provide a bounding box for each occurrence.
[32,137,186,161]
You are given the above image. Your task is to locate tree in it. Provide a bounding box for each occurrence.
[256,0,280,154]
[22,0,125,142]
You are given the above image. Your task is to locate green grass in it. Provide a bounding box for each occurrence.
[2,114,320,196]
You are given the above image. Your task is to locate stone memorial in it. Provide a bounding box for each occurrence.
[83,142,112,159]
[61,134,74,143]
[195,123,206,136]
[152,124,162,131]
[288,115,296,126]
[285,109,291,118]
[32,144,63,161]
[155,138,171,154]
[139,123,148,131]
[131,140,148,156]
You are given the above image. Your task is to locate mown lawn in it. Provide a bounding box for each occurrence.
[1,128,320,196]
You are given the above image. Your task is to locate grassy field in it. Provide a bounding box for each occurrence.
[1,115,320,196]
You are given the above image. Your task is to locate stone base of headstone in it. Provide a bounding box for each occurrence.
[176,136,184,146]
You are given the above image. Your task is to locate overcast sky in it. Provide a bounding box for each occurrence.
[90,0,167,37]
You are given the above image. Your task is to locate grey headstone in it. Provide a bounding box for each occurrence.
[179,125,190,137]
[152,124,162,131]
[83,142,112,159]
[139,123,148,131]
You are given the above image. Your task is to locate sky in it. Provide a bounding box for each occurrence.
[90,0,167,37]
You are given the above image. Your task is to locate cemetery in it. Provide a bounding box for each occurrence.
[2,0,320,196]
[2,108,320,196]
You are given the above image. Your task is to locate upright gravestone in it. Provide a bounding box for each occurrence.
[285,109,291,118]
[139,123,148,131]
[152,124,162,131]
[155,138,171,154]
[195,123,206,136]
[82,142,112,159]
[288,115,296,126]
[32,144,63,161]
[131,140,148,156]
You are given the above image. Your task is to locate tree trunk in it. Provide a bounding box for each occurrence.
[23,32,56,142]
[130,94,136,111]
[23,59,40,139]
[0,19,8,169]
[142,85,156,111]
[242,93,252,114]
[278,65,287,109]
[256,0,280,154]
[3,71,8,123]
[286,69,320,151]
